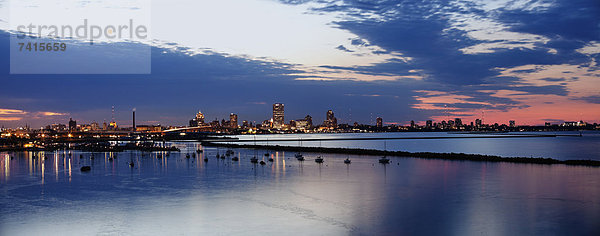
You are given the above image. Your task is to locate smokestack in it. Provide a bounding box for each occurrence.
[132,108,136,130]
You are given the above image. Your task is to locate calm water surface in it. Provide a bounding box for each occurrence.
[1,142,599,235]
[229,131,600,160]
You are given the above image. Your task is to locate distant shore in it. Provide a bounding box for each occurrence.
[202,142,600,167]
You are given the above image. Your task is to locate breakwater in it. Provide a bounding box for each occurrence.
[202,142,600,167]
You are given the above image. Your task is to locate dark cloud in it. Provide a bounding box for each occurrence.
[573,96,600,104]
[278,0,598,119]
[540,78,566,82]
[0,30,427,127]
[335,44,354,52]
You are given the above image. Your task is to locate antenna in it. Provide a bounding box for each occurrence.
[111,106,115,122]
[482,110,485,125]
[444,104,448,122]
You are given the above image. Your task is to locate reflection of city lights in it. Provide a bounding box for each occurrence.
[41,161,45,185]
[4,154,9,178]
[68,159,72,182]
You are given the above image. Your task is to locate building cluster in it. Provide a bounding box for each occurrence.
[1,103,599,140]
[185,103,327,133]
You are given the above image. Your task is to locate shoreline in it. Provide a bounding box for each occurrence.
[202,142,600,167]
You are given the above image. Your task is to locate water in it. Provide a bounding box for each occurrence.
[1,141,599,235]
[228,131,600,160]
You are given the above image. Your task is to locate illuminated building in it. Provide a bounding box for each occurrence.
[230,113,238,128]
[475,119,482,127]
[196,111,205,124]
[273,103,284,129]
[68,118,77,131]
[295,115,313,130]
[376,117,383,128]
[509,120,516,127]
[135,125,162,132]
[262,119,273,129]
[189,111,205,127]
[323,110,337,128]
[108,121,118,130]
[425,120,433,128]
[90,122,99,131]
[209,119,220,128]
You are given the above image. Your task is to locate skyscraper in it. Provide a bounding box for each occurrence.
[323,110,337,128]
[189,111,205,127]
[196,111,205,124]
[376,117,383,128]
[273,103,284,129]
[230,113,238,128]
[68,118,76,131]
[509,120,516,127]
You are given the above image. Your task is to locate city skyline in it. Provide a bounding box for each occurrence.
[1,0,599,128]
[3,103,596,131]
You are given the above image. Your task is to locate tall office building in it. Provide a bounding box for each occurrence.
[295,115,313,130]
[376,117,383,128]
[323,110,337,128]
[273,103,284,129]
[509,120,516,127]
[230,113,238,128]
[68,118,77,131]
[475,119,482,127]
[196,111,205,124]
[426,120,433,128]
[189,111,205,127]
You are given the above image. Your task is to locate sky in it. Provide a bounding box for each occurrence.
[0,0,599,128]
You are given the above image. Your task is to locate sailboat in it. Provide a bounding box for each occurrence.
[295,139,305,161]
[251,136,259,163]
[379,141,390,164]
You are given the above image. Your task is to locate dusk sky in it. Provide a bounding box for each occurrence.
[0,0,599,128]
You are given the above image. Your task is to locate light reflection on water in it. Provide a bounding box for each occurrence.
[0,142,599,235]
